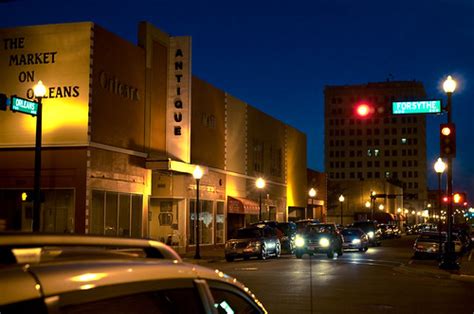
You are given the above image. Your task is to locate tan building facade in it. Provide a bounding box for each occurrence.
[324,81,428,223]
[0,22,307,252]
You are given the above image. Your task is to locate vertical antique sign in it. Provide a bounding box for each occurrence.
[166,36,191,163]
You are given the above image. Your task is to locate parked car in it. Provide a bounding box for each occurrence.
[388,225,401,238]
[341,228,369,252]
[413,231,463,259]
[225,225,281,261]
[0,233,267,313]
[294,223,343,258]
[351,220,382,246]
[277,221,297,254]
[413,231,445,258]
[378,224,393,239]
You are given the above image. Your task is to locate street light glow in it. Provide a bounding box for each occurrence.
[33,80,46,98]
[339,194,345,202]
[256,177,265,189]
[443,75,457,93]
[365,201,371,208]
[309,188,316,198]
[193,165,203,180]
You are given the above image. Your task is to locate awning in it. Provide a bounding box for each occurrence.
[228,196,259,215]
[373,211,396,224]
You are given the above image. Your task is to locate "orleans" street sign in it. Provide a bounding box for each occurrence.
[11,96,39,116]
[392,100,442,115]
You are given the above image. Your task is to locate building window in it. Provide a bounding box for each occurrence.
[350,151,355,157]
[358,172,363,179]
[91,190,142,238]
[374,149,380,156]
[374,172,380,178]
[270,146,282,177]
[367,161,373,167]
[349,129,355,135]
[391,128,397,135]
[385,161,390,167]
[374,128,380,135]
[385,150,390,157]
[367,149,372,157]
[201,113,216,129]
[357,161,362,167]
[367,172,373,178]
[374,161,380,167]
[401,138,407,144]
[367,129,372,136]
[392,150,398,156]
[350,161,355,167]
[367,139,372,145]
[350,172,355,178]
[384,139,389,145]
[392,161,398,167]
[374,139,380,145]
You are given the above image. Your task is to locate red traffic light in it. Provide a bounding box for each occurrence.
[443,196,448,203]
[354,103,373,118]
[440,123,456,158]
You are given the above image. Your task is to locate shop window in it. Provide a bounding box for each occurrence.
[188,200,214,245]
[216,202,225,244]
[91,190,142,238]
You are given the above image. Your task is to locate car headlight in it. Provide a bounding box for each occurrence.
[295,236,305,247]
[367,231,374,238]
[352,239,361,244]
[319,238,330,247]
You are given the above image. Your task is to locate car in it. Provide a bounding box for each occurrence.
[225,225,281,261]
[341,228,369,252]
[294,223,344,259]
[277,221,297,254]
[378,224,393,239]
[388,225,401,238]
[413,231,463,259]
[0,233,267,314]
[351,220,382,246]
[295,219,320,232]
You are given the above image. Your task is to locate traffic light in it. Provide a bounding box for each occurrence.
[354,103,373,118]
[440,123,456,158]
[0,93,8,111]
[453,192,466,204]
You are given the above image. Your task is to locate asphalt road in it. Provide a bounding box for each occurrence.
[212,236,474,314]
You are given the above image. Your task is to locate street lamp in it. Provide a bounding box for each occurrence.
[379,204,384,211]
[256,178,265,221]
[440,75,459,270]
[309,188,317,220]
[338,194,344,225]
[434,157,446,257]
[193,165,203,259]
[404,209,409,227]
[32,80,46,232]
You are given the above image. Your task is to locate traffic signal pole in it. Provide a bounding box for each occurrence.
[440,91,459,270]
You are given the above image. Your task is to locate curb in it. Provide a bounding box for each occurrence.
[395,264,474,283]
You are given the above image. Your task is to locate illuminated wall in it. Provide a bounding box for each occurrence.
[286,126,308,208]
[191,77,225,169]
[0,22,91,147]
[91,25,146,151]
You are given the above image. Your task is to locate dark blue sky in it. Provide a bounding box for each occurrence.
[1,0,473,201]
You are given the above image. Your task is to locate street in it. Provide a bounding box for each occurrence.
[208,236,473,314]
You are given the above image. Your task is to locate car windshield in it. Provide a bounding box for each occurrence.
[342,229,362,237]
[236,228,262,239]
[418,234,446,241]
[305,225,333,234]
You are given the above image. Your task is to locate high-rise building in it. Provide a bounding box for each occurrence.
[324,81,427,221]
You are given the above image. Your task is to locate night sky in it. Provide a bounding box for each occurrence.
[1,0,473,202]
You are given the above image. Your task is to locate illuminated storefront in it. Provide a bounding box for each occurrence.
[0,22,307,252]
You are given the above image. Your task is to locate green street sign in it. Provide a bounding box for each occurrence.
[11,96,39,116]
[392,100,442,115]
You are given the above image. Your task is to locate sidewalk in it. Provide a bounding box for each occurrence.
[397,249,474,282]
[180,245,226,266]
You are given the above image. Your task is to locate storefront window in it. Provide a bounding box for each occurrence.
[188,199,214,245]
[105,192,118,236]
[201,200,213,245]
[91,190,142,237]
[216,202,224,244]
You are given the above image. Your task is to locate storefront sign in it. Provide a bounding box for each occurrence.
[166,36,191,163]
[0,23,91,147]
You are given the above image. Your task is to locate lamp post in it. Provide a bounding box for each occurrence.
[32,81,46,232]
[440,75,459,270]
[434,157,446,258]
[339,194,344,225]
[370,191,376,220]
[256,178,265,221]
[193,165,203,259]
[309,188,317,220]
[404,209,409,228]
